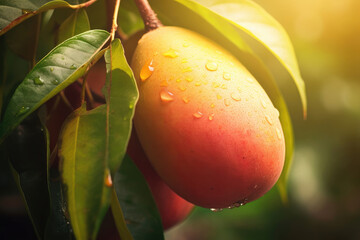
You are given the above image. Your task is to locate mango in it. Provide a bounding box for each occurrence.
[132,26,285,209]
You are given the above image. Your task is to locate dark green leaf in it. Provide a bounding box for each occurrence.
[104,38,138,174]
[150,0,306,115]
[58,8,90,44]
[0,29,110,143]
[59,104,111,240]
[0,0,79,35]
[6,112,50,239]
[113,155,164,240]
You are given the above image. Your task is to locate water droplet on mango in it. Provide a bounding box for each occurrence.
[208,113,215,121]
[105,171,112,187]
[276,127,282,140]
[163,48,179,58]
[182,67,193,73]
[186,77,193,82]
[231,92,241,101]
[265,114,273,125]
[216,94,222,100]
[224,98,231,106]
[210,208,223,212]
[140,59,154,81]
[182,96,189,103]
[193,111,203,119]
[260,99,267,109]
[206,61,218,71]
[179,86,187,91]
[160,90,174,102]
[223,72,231,80]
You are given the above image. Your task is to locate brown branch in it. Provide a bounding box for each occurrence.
[134,0,163,32]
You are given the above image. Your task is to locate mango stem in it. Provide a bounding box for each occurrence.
[134,0,163,32]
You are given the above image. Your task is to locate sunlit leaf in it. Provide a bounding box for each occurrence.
[58,8,90,44]
[150,0,306,115]
[113,155,164,240]
[0,29,110,143]
[103,38,138,174]
[0,0,84,35]
[59,104,111,240]
[6,112,50,239]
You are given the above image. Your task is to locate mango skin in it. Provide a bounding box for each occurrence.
[131,26,285,209]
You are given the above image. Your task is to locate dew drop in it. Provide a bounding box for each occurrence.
[206,61,218,71]
[276,127,282,140]
[223,72,231,80]
[195,81,201,86]
[227,198,248,209]
[181,58,188,63]
[265,114,273,125]
[160,90,174,102]
[179,86,187,91]
[129,103,134,109]
[260,98,267,109]
[212,82,220,88]
[17,106,30,116]
[182,67,193,73]
[211,103,215,108]
[105,171,112,187]
[176,79,182,83]
[208,113,215,121]
[51,79,59,85]
[70,64,77,70]
[231,92,241,101]
[33,76,44,85]
[220,84,227,89]
[163,48,179,58]
[193,111,203,119]
[50,67,54,72]
[140,59,154,81]
[224,98,231,106]
[274,108,280,117]
[182,96,189,103]
[210,208,223,212]
[22,9,31,14]
[246,77,254,83]
[216,94,222,100]
[186,77,193,82]
[237,87,242,92]
[160,80,168,87]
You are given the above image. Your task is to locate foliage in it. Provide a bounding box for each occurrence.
[0,0,305,239]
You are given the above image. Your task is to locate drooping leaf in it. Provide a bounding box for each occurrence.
[103,38,138,174]
[113,155,164,240]
[6,112,50,239]
[58,104,111,240]
[0,29,110,143]
[150,0,306,115]
[57,8,90,44]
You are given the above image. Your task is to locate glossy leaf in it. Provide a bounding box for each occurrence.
[6,112,50,239]
[0,0,79,35]
[113,155,164,240]
[103,38,139,174]
[58,104,111,240]
[150,0,306,115]
[0,29,110,143]
[58,8,90,44]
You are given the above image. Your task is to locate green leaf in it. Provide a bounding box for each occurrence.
[59,104,111,240]
[6,112,50,239]
[150,0,306,115]
[103,38,139,174]
[113,155,164,240]
[58,8,90,44]
[0,29,110,143]
[0,0,81,35]
[58,38,138,240]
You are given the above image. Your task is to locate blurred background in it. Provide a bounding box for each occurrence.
[1,0,359,239]
[166,0,360,239]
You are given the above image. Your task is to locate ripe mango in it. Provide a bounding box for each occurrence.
[131,26,285,209]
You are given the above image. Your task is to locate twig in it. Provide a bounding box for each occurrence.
[134,0,163,32]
